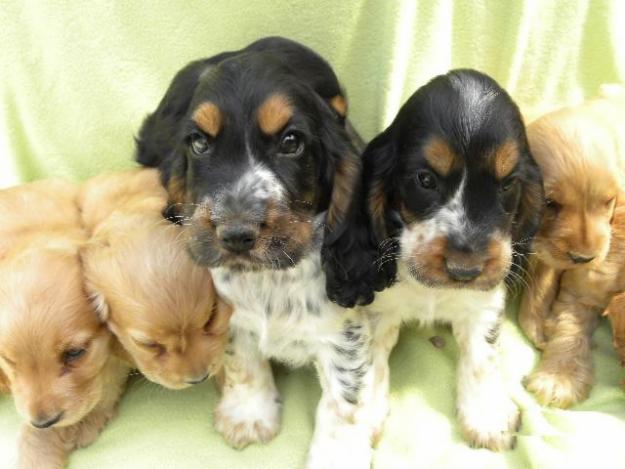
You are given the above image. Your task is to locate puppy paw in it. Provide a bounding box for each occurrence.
[457,393,520,451]
[214,387,281,449]
[524,369,590,408]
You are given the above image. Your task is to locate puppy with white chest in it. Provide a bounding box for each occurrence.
[0,181,130,469]
[136,37,381,468]
[341,70,544,450]
[80,169,232,390]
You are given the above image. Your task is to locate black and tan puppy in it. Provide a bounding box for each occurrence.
[340,70,543,450]
[137,37,381,468]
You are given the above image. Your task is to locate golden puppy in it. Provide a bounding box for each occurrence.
[80,169,232,390]
[0,181,129,469]
[520,88,625,407]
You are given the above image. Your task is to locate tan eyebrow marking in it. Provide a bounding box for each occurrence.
[257,93,293,135]
[192,102,222,137]
[329,95,347,117]
[491,140,519,179]
[423,136,458,176]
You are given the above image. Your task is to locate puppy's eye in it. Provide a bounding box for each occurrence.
[190,133,211,156]
[545,198,562,212]
[62,348,86,365]
[417,171,437,190]
[278,132,304,157]
[500,177,517,193]
[133,339,166,355]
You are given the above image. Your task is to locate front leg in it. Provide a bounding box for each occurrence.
[524,291,599,408]
[454,309,520,451]
[604,292,625,365]
[18,425,69,469]
[518,259,561,349]
[214,327,281,449]
[307,318,376,469]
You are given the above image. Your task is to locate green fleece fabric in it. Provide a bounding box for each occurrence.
[1,1,625,468]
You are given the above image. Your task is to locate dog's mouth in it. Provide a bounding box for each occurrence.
[400,233,512,291]
[533,238,604,270]
[186,210,321,271]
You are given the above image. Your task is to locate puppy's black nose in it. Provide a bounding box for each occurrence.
[220,226,257,253]
[31,412,63,429]
[445,262,482,282]
[568,252,595,264]
[187,374,209,385]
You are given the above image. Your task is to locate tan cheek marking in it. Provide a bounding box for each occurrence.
[423,136,457,176]
[167,176,186,206]
[257,93,293,134]
[329,95,347,117]
[491,140,519,180]
[192,102,222,137]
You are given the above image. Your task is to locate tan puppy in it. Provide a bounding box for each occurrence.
[80,169,232,390]
[520,88,625,407]
[0,181,129,469]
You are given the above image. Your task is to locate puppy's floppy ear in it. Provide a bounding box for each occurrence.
[78,246,110,323]
[320,122,396,308]
[511,148,544,261]
[135,60,209,222]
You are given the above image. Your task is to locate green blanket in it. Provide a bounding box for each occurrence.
[1,1,625,468]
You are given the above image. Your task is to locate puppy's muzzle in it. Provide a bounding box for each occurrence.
[444,235,487,283]
[218,224,258,254]
[31,411,63,429]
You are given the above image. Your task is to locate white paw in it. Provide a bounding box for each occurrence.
[524,369,591,408]
[457,387,520,451]
[306,424,372,469]
[214,385,281,449]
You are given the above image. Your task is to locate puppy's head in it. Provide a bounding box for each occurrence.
[136,38,358,274]
[0,250,113,429]
[363,69,543,290]
[529,101,625,269]
[83,219,232,390]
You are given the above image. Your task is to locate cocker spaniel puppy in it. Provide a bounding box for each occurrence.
[136,37,379,467]
[80,169,232,390]
[0,181,130,469]
[519,89,625,407]
[343,69,543,450]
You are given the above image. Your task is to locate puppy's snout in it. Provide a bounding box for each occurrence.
[567,251,595,264]
[444,260,483,282]
[186,373,209,385]
[31,411,63,429]
[218,225,258,253]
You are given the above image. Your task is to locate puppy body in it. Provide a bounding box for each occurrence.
[520,91,625,407]
[136,37,380,468]
[80,169,232,390]
[0,181,129,469]
[351,70,543,451]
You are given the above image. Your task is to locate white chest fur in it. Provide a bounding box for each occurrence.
[212,253,347,365]
[369,264,507,327]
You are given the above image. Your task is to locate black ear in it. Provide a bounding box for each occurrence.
[135,59,210,222]
[135,59,209,181]
[321,124,398,308]
[511,148,544,268]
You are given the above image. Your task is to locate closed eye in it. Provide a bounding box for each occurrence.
[132,338,166,354]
